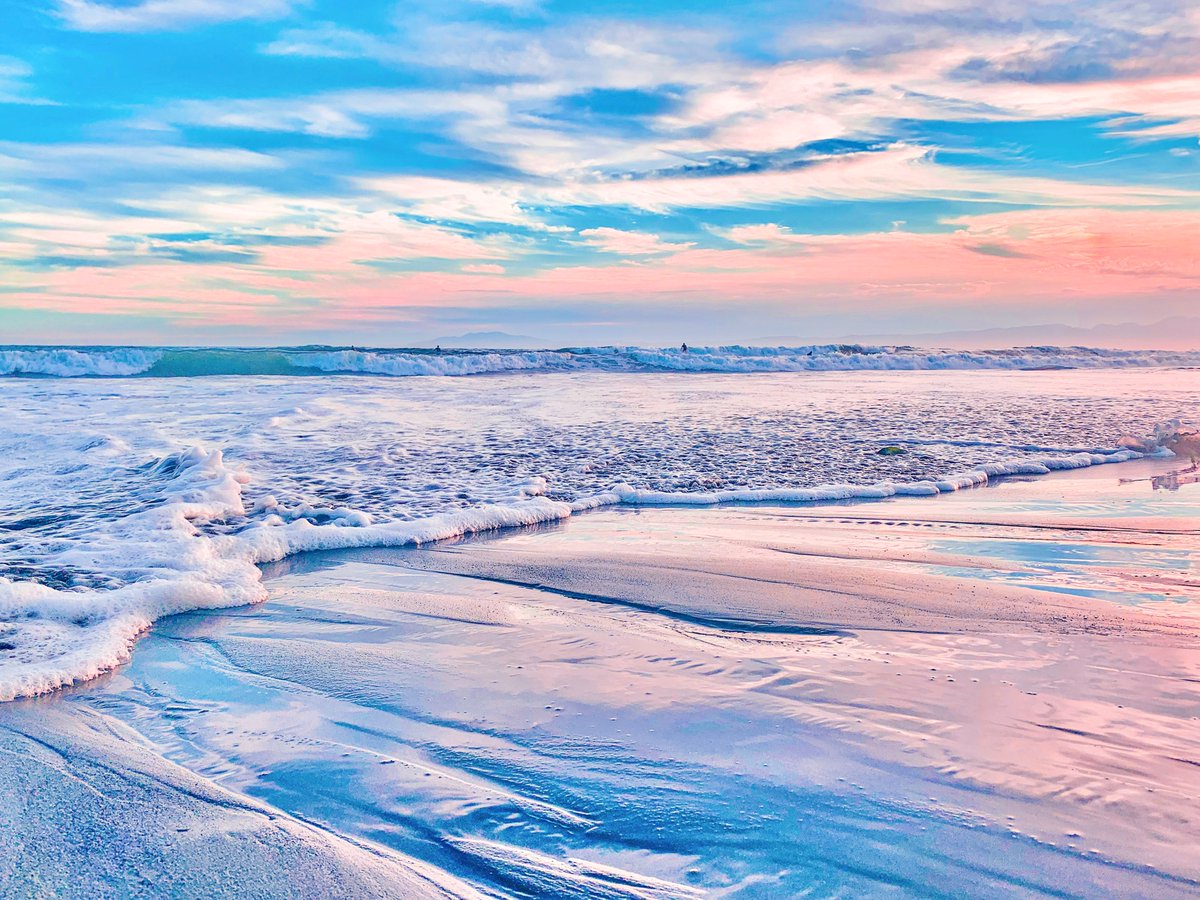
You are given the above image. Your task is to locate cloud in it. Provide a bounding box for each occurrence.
[0,181,521,282]
[253,18,739,174]
[158,88,512,140]
[10,205,1199,333]
[789,0,1200,81]
[0,142,284,179]
[218,10,1200,185]
[468,0,544,11]
[967,243,1033,258]
[358,144,1200,229]
[7,0,1200,342]
[57,0,301,32]
[721,224,808,245]
[662,51,1200,159]
[579,228,694,255]
[0,141,290,217]
[262,23,398,62]
[284,17,729,89]
[349,175,540,227]
[0,57,45,104]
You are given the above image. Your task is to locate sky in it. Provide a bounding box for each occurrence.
[1,0,1198,347]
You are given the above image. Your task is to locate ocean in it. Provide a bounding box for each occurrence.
[1,345,1196,702]
[3,345,1200,896]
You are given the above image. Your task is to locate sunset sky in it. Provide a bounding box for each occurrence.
[1,0,1198,346]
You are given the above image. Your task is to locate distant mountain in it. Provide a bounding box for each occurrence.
[414,331,548,349]
[760,317,1200,351]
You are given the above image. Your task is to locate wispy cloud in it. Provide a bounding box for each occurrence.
[10,203,1200,325]
[0,57,40,104]
[721,224,809,246]
[171,11,1200,186]
[579,228,695,256]
[57,0,302,32]
[4,0,1199,341]
[0,142,284,178]
[359,144,1200,224]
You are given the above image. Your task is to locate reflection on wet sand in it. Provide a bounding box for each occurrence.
[1121,462,1200,492]
[2,457,1198,897]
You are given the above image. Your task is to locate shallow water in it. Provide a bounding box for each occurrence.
[6,459,1196,897]
[1,367,1197,700]
[1,364,1199,895]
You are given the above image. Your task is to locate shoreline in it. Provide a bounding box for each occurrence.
[1,425,1181,703]
[2,455,1197,896]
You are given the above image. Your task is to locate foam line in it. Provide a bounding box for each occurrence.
[0,437,1175,702]
[4,344,1200,378]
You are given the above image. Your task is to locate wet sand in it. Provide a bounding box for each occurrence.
[2,457,1198,897]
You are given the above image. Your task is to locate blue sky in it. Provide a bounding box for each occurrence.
[1,0,1198,346]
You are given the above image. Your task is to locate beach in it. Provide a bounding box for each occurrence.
[3,451,1197,897]
[8,0,1200,891]
[3,360,1198,700]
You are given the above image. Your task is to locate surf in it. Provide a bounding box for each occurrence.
[5,344,1200,378]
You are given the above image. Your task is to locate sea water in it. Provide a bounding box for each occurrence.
[1,345,1197,700]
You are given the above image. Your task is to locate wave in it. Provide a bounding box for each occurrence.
[0,430,1186,702]
[3,344,1200,378]
[1,353,1195,703]
[298,348,576,377]
[0,347,164,377]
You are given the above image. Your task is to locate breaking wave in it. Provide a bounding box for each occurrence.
[3,344,1200,378]
[1,362,1196,703]
[1,440,1175,702]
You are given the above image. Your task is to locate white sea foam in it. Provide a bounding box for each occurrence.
[0,369,1195,701]
[0,347,162,377]
[296,349,574,377]
[2,343,1199,378]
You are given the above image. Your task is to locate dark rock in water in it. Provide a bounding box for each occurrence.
[877,446,907,456]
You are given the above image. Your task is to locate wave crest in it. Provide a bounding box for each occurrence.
[3,344,1199,378]
[0,347,163,377]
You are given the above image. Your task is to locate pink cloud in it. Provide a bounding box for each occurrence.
[8,208,1199,331]
[579,228,695,255]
